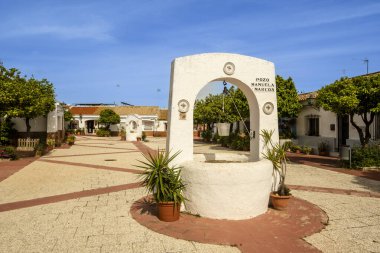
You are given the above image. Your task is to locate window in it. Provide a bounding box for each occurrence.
[306,115,319,136]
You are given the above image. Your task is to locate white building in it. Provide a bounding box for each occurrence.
[69,105,168,137]
[295,91,380,152]
[10,102,65,141]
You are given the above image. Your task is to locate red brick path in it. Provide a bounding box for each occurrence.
[286,152,380,181]
[131,196,328,253]
[0,157,37,182]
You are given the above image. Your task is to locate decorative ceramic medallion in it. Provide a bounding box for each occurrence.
[223,62,235,75]
[263,102,274,115]
[178,99,190,113]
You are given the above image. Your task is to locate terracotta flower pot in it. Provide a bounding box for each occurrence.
[270,193,291,210]
[157,202,180,222]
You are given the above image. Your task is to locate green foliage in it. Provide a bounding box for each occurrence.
[64,110,73,122]
[98,109,120,130]
[276,75,302,118]
[67,135,76,144]
[35,143,47,155]
[0,118,17,145]
[301,145,312,155]
[46,138,55,147]
[351,145,380,169]
[137,150,186,204]
[261,129,291,196]
[0,65,56,135]
[201,130,212,142]
[290,144,301,153]
[1,146,18,160]
[96,128,111,137]
[194,86,249,125]
[317,74,380,146]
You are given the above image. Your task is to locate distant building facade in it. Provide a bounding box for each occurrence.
[11,102,65,142]
[295,72,380,153]
[69,105,168,137]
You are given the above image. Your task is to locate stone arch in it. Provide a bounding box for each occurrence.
[166,53,278,164]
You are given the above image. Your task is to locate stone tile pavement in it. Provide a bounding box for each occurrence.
[0,135,379,252]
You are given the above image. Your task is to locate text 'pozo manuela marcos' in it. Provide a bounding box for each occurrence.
[251,78,275,92]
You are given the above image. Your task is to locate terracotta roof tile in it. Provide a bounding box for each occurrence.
[159,109,168,120]
[298,92,318,101]
[69,107,99,115]
[69,106,162,117]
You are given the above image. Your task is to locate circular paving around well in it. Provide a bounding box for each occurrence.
[131,196,328,253]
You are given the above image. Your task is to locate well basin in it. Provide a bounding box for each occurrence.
[181,153,272,220]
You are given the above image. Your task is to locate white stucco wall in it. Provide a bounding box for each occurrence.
[297,106,337,138]
[166,53,279,164]
[181,155,273,219]
[47,103,64,133]
[11,116,47,132]
[156,120,167,131]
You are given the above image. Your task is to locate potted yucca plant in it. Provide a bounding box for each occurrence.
[137,150,186,222]
[261,129,291,210]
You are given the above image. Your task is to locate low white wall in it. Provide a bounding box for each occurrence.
[181,155,273,220]
[11,116,47,132]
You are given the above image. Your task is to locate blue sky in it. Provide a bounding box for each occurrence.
[1,0,379,107]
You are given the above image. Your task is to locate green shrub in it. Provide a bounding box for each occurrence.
[0,119,17,146]
[67,135,76,145]
[301,145,312,155]
[66,129,74,135]
[201,130,212,142]
[2,146,18,160]
[96,128,111,137]
[351,145,380,169]
[218,132,250,151]
[290,144,301,152]
[35,143,47,156]
[47,138,55,147]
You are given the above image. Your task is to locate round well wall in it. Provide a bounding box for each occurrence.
[181,154,273,220]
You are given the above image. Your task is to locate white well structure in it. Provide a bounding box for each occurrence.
[166,53,279,220]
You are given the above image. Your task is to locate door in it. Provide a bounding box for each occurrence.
[87,120,95,134]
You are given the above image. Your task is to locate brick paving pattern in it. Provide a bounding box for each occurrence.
[0,136,379,252]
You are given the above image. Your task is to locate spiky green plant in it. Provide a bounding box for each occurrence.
[261,129,291,196]
[136,150,186,205]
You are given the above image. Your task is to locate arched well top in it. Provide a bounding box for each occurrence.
[172,53,274,67]
[167,52,278,164]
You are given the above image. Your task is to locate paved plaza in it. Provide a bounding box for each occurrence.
[0,136,379,253]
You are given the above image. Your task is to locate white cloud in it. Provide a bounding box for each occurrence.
[4,22,113,41]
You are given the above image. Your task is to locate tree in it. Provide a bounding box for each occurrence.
[64,109,73,122]
[98,109,120,130]
[0,66,23,117]
[276,75,302,118]
[276,75,302,138]
[317,74,380,147]
[0,66,56,136]
[194,86,249,129]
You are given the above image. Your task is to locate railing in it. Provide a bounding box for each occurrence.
[16,138,40,151]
